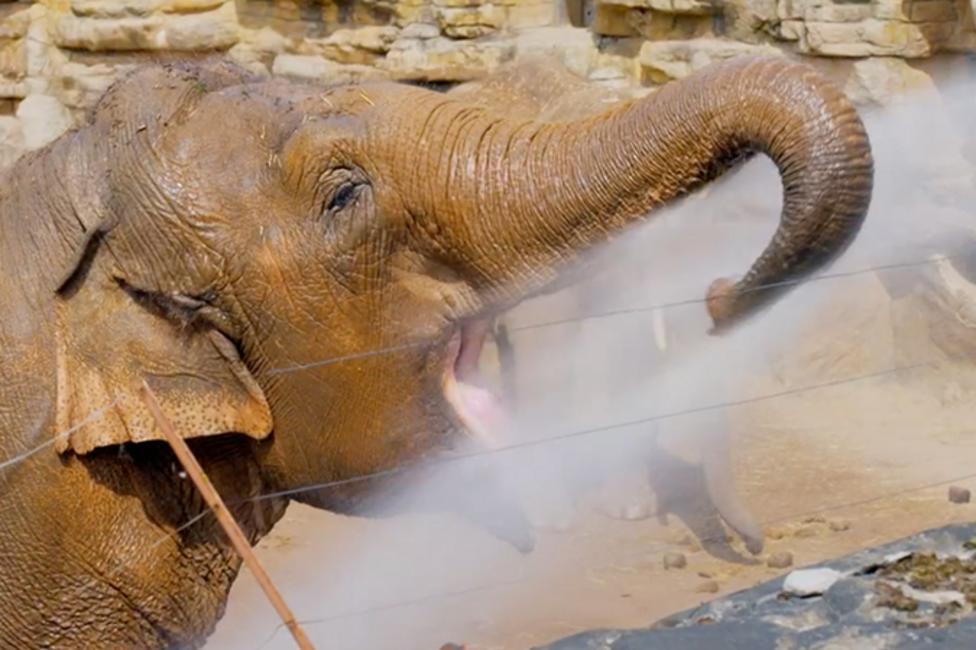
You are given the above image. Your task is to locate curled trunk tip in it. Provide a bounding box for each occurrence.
[703,57,874,333]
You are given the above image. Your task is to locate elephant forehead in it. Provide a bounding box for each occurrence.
[211,80,387,122]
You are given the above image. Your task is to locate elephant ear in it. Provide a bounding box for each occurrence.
[54,265,273,456]
[45,61,272,455]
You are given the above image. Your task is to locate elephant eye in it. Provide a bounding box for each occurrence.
[325,181,359,215]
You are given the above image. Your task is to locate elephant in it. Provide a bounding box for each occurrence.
[446,57,771,555]
[0,55,871,648]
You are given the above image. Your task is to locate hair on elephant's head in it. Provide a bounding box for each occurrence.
[47,57,871,533]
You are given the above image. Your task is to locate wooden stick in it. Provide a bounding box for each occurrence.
[140,382,315,650]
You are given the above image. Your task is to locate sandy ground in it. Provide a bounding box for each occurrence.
[206,361,976,650]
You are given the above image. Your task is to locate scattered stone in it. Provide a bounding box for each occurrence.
[949,486,971,504]
[829,520,852,532]
[782,568,842,597]
[663,553,687,570]
[698,571,713,579]
[767,552,794,569]
[695,580,720,594]
[766,526,788,541]
[793,525,819,539]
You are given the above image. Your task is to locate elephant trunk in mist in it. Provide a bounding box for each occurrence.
[385,56,873,330]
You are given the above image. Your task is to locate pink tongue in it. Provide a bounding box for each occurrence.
[457,319,491,377]
[456,381,508,443]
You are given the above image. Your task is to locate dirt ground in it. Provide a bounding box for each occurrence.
[206,361,976,650]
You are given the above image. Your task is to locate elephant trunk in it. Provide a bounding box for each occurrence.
[391,56,872,329]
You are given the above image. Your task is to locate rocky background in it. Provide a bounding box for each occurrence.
[1,0,975,168]
[3,0,976,384]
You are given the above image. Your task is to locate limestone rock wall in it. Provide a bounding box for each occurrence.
[0,0,973,164]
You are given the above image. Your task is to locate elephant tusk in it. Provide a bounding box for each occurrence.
[651,307,668,352]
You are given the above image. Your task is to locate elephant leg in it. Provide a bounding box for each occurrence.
[702,428,764,555]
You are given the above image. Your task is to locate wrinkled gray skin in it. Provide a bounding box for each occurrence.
[448,58,765,554]
[0,56,870,648]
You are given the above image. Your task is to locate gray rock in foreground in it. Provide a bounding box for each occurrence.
[536,522,976,650]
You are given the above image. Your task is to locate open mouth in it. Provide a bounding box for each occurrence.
[442,317,508,448]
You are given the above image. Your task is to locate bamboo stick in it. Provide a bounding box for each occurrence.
[141,382,315,650]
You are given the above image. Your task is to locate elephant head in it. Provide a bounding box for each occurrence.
[0,54,874,646]
[42,55,870,517]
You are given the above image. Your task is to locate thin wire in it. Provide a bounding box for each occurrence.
[509,254,964,333]
[249,360,933,503]
[254,577,528,650]
[267,254,968,376]
[246,467,976,649]
[0,397,122,473]
[267,341,426,375]
[147,358,937,561]
[93,353,928,641]
[1,252,955,473]
[39,358,928,635]
[36,356,952,644]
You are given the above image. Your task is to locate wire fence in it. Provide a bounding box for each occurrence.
[0,250,965,649]
[251,467,976,650]
[1,251,962,476]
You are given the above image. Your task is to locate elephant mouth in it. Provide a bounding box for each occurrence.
[443,317,507,449]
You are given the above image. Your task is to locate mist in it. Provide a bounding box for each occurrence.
[207,68,976,650]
